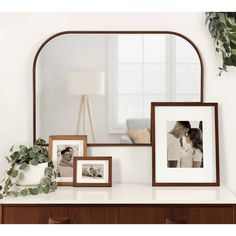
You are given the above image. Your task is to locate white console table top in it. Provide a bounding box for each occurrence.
[1,183,236,204]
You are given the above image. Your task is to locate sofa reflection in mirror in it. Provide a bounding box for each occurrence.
[34,32,203,144]
[120,118,150,144]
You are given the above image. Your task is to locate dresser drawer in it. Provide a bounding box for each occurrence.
[2,205,117,224]
[118,205,234,224]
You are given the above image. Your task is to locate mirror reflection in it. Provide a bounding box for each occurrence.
[35,33,202,144]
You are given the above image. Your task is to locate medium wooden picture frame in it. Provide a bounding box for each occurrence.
[48,135,87,186]
[151,102,219,186]
[73,156,112,187]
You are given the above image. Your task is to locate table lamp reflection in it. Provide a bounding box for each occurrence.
[66,72,105,142]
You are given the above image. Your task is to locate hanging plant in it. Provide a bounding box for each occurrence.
[205,12,236,76]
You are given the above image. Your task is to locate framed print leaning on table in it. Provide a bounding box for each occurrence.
[151,102,219,186]
[48,135,87,186]
[73,157,112,187]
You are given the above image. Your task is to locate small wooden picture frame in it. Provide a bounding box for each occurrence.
[73,156,112,187]
[48,135,87,186]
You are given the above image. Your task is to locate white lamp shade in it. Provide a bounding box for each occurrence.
[66,72,105,95]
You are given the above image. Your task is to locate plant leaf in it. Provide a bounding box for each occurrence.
[29,188,39,195]
[10,151,20,161]
[30,158,39,166]
[12,191,19,197]
[28,150,37,158]
[0,193,3,199]
[45,167,53,177]
[19,145,28,156]
[20,189,29,196]
[32,145,41,153]
[42,177,51,185]
[10,145,14,152]
[227,17,236,27]
[50,185,57,192]
[7,168,13,176]
[35,138,46,145]
[19,163,28,170]
[12,170,18,178]
[42,185,50,194]
[38,154,48,163]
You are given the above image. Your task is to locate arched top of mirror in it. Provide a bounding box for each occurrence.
[33,31,204,145]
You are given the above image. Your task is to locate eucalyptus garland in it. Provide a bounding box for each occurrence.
[206,12,236,75]
[0,138,57,199]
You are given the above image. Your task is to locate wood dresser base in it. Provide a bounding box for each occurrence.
[0,204,235,224]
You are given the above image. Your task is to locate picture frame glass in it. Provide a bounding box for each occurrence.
[76,160,109,184]
[49,136,87,185]
[153,104,218,185]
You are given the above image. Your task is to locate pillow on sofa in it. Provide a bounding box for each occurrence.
[127,128,150,144]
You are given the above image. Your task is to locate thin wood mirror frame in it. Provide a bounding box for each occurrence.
[32,31,204,146]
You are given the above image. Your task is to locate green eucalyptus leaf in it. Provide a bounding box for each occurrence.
[10,151,20,161]
[12,170,19,178]
[29,188,39,195]
[223,43,231,53]
[42,185,50,194]
[230,55,236,66]
[20,189,29,196]
[31,158,39,166]
[227,17,236,27]
[19,163,28,170]
[229,33,236,41]
[10,145,14,152]
[43,148,49,156]
[38,154,48,163]
[0,186,2,191]
[216,22,227,32]
[45,167,53,177]
[35,138,46,145]
[19,145,28,156]
[28,150,37,158]
[32,145,41,153]
[7,168,13,176]
[43,178,51,185]
[50,185,57,192]
[12,191,19,197]
[0,193,3,199]
[5,178,12,186]
[231,49,236,56]
[224,57,232,66]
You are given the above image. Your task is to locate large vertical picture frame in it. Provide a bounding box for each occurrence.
[151,102,219,186]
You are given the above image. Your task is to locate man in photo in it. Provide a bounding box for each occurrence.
[167,121,191,168]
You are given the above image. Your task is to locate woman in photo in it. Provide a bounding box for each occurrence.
[180,128,203,168]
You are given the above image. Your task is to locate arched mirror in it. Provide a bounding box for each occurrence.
[33,31,203,145]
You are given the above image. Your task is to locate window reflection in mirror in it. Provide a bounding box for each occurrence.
[35,33,202,144]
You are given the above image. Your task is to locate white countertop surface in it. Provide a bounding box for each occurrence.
[1,183,236,204]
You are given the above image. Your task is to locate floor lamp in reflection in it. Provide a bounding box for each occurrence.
[66,72,105,142]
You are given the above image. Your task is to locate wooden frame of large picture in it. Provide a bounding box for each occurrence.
[151,102,219,186]
[48,135,87,186]
[73,157,112,187]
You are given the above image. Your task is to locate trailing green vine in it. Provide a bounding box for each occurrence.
[206,12,236,76]
[0,138,57,199]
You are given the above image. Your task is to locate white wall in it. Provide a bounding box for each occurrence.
[0,13,236,190]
